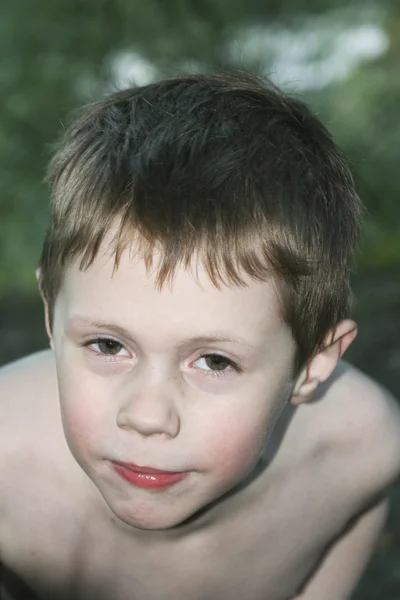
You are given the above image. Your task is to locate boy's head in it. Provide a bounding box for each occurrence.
[37,73,360,529]
[39,72,361,379]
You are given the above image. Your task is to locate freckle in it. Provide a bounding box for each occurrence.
[30,551,36,556]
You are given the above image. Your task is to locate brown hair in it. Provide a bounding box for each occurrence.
[40,72,362,376]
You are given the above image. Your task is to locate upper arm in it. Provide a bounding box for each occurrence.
[350,372,400,496]
[326,363,400,500]
[292,366,400,599]
[294,495,389,600]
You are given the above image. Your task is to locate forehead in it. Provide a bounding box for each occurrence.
[58,243,288,342]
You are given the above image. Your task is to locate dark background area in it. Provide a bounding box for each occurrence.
[0,1,399,597]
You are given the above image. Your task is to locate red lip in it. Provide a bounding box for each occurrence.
[115,461,180,474]
[111,461,189,489]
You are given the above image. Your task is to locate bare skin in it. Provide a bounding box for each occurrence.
[0,350,399,600]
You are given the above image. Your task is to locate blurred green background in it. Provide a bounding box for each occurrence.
[0,1,399,598]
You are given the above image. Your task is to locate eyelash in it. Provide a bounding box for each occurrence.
[82,337,241,379]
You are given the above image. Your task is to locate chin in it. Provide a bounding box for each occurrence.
[108,501,197,531]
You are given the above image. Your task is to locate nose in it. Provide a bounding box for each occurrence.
[116,377,181,439]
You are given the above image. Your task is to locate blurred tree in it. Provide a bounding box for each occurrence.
[323,3,400,267]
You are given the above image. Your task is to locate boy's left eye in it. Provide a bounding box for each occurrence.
[86,338,129,357]
[191,354,240,377]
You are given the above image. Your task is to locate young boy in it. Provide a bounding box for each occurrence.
[0,72,399,600]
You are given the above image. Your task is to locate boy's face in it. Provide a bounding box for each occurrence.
[50,243,297,531]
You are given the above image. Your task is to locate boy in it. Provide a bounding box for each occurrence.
[0,72,399,600]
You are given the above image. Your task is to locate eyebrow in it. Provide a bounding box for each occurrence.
[68,316,255,349]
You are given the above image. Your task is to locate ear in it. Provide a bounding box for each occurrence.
[36,268,54,349]
[291,319,357,405]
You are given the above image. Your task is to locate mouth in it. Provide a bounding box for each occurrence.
[111,461,189,489]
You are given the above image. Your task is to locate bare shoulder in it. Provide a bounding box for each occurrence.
[0,350,64,501]
[0,349,58,427]
[313,360,400,502]
[0,348,56,381]
[0,352,92,576]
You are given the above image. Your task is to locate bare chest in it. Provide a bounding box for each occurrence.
[2,470,347,600]
[2,523,320,600]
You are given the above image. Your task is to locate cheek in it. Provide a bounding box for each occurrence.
[57,370,107,461]
[197,404,276,484]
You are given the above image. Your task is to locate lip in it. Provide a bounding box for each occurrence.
[111,461,189,489]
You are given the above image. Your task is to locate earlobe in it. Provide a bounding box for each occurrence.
[36,267,54,349]
[291,365,320,405]
[43,301,54,349]
[292,369,306,396]
[291,319,357,404]
[36,267,46,300]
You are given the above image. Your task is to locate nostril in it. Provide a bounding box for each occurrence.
[116,399,180,438]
